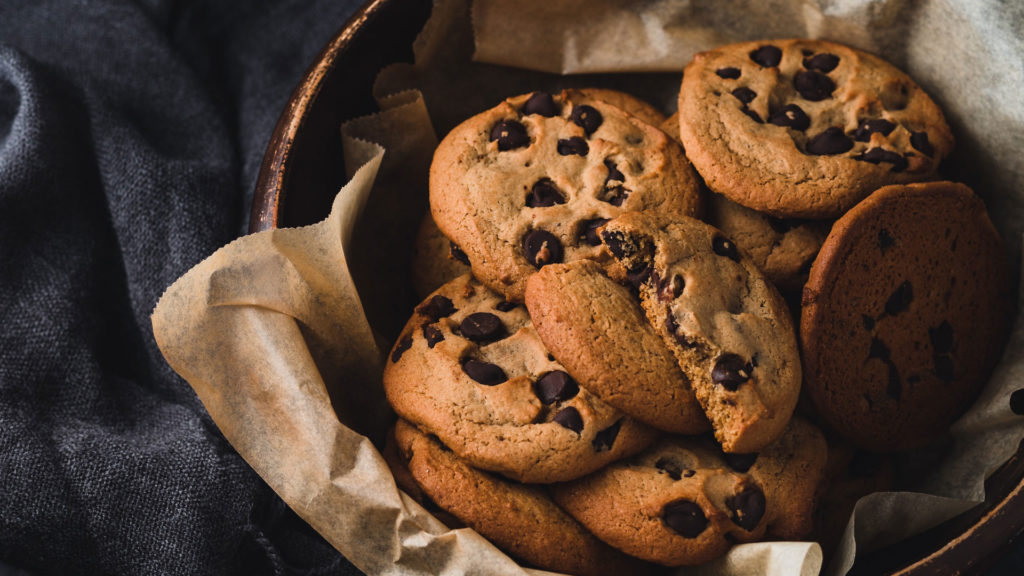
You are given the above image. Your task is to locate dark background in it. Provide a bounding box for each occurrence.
[0,1,1021,575]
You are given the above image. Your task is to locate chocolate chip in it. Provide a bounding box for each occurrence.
[495,300,517,312]
[522,229,563,268]
[868,338,890,362]
[1010,389,1024,415]
[911,131,934,157]
[731,87,757,105]
[857,148,908,172]
[553,406,584,433]
[462,359,507,385]
[534,371,579,404]
[626,264,653,287]
[768,104,810,131]
[391,334,412,363]
[460,312,506,343]
[712,235,741,262]
[557,137,588,156]
[712,354,753,391]
[878,229,895,253]
[417,295,456,321]
[934,354,954,383]
[658,273,685,301]
[887,364,902,400]
[581,218,609,246]
[592,420,622,452]
[806,127,853,155]
[728,484,766,531]
[570,105,603,136]
[422,324,444,348]
[604,158,625,183]
[885,281,913,316]
[716,67,741,79]
[601,186,629,207]
[489,120,529,150]
[929,321,954,354]
[526,179,566,207]
[655,457,686,480]
[749,45,782,67]
[723,452,758,473]
[794,70,835,101]
[741,107,763,123]
[849,451,883,477]
[854,119,896,142]
[803,52,840,72]
[450,242,470,265]
[862,315,875,331]
[662,499,708,538]
[600,230,634,261]
[522,91,558,117]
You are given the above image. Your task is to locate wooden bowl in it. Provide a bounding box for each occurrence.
[250,0,1024,573]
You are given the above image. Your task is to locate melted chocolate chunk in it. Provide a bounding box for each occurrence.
[422,324,444,348]
[712,354,753,391]
[1010,389,1024,416]
[557,137,589,156]
[553,406,584,433]
[741,107,763,123]
[495,300,517,312]
[417,295,456,321]
[803,52,840,72]
[658,273,685,301]
[450,242,470,265]
[522,91,558,117]
[581,218,610,246]
[934,354,954,383]
[911,131,934,157]
[887,364,902,400]
[712,235,741,262]
[662,499,708,538]
[731,87,757,105]
[570,105,603,135]
[885,281,913,316]
[794,70,835,101]
[749,45,782,67]
[655,457,686,480]
[460,312,506,343]
[806,127,853,155]
[534,371,579,404]
[592,420,622,452]
[391,334,412,363]
[929,321,954,354]
[727,484,766,531]
[604,158,625,183]
[489,120,529,151]
[722,452,758,473]
[878,228,895,253]
[463,359,507,385]
[601,186,629,206]
[526,179,566,207]
[854,119,896,142]
[868,338,891,362]
[768,104,810,131]
[857,147,908,172]
[522,229,564,268]
[626,264,653,287]
[601,230,635,261]
[716,67,741,79]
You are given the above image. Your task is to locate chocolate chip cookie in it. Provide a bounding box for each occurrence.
[391,419,652,576]
[801,181,1011,451]
[525,259,709,434]
[383,273,657,483]
[568,87,668,127]
[678,39,953,219]
[411,211,471,300]
[430,89,702,302]
[599,212,801,453]
[550,417,827,566]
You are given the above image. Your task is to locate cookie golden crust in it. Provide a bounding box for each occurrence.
[678,39,953,219]
[801,181,1011,451]
[383,274,657,483]
[430,89,702,302]
[391,420,653,576]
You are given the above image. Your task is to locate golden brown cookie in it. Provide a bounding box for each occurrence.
[410,211,471,300]
[678,39,953,219]
[801,181,1012,451]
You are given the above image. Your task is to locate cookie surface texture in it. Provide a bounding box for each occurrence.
[410,211,471,300]
[525,259,709,434]
[392,420,650,576]
[430,89,702,302]
[801,181,1011,451]
[678,38,953,219]
[600,212,801,453]
[383,274,657,483]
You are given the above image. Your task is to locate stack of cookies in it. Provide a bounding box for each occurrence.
[383,39,1012,574]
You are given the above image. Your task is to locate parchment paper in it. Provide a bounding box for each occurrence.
[152,0,1024,574]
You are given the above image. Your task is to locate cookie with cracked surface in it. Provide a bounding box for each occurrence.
[525,259,709,434]
[430,89,702,302]
[410,211,471,300]
[392,420,653,576]
[801,181,1011,451]
[678,39,953,219]
[550,417,827,566]
[383,273,657,483]
[599,212,801,453]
